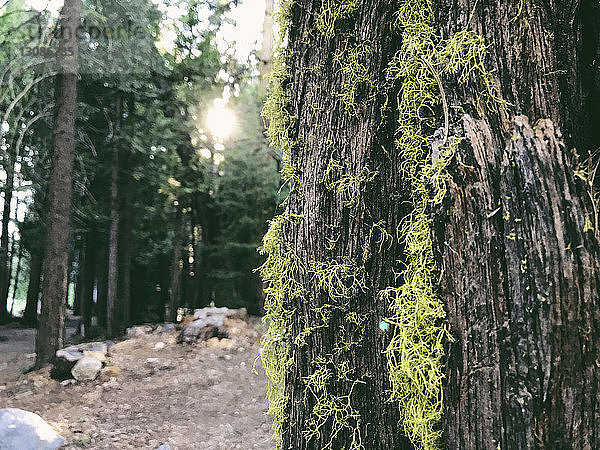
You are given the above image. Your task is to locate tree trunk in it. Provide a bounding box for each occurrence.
[258,0,274,97]
[73,239,84,316]
[9,240,22,316]
[168,206,183,322]
[0,148,15,322]
[432,1,600,448]
[106,94,121,337]
[35,0,81,368]
[262,1,411,448]
[119,164,132,327]
[96,243,107,328]
[81,233,96,335]
[261,0,600,449]
[23,250,42,326]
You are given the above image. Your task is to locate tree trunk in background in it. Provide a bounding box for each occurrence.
[119,168,132,327]
[106,94,121,337]
[432,1,600,448]
[35,0,81,368]
[272,1,411,448]
[23,251,42,326]
[9,242,22,315]
[81,233,96,335]
[258,0,274,97]
[73,240,84,316]
[0,147,15,322]
[96,243,107,328]
[168,207,183,322]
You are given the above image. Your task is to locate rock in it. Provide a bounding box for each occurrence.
[126,325,154,337]
[83,350,107,362]
[193,306,248,322]
[156,444,171,450]
[53,342,108,380]
[0,408,65,449]
[146,358,160,366]
[60,379,76,387]
[101,379,120,390]
[163,323,176,332]
[153,342,165,350]
[101,366,121,379]
[71,356,103,381]
[179,322,228,344]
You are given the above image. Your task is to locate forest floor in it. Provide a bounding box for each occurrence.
[0,319,273,449]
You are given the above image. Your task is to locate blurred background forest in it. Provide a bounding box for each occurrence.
[0,0,281,333]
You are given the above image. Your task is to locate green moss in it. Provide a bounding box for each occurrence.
[260,0,503,448]
[322,156,378,207]
[258,214,304,449]
[262,0,296,184]
[303,356,365,449]
[316,0,359,38]
[383,1,503,449]
[333,40,375,113]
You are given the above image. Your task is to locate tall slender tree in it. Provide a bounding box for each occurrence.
[35,0,82,367]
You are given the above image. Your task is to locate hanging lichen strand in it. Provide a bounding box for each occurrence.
[384,1,504,449]
[259,0,503,449]
[259,1,296,449]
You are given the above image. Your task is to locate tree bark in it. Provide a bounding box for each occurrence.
[264,0,600,449]
[432,1,600,448]
[273,1,412,448]
[106,94,121,337]
[23,250,42,326]
[35,0,81,368]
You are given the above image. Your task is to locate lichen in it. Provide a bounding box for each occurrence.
[258,214,304,449]
[260,0,503,449]
[322,156,378,208]
[316,0,359,38]
[383,1,503,448]
[333,40,375,113]
[262,0,296,184]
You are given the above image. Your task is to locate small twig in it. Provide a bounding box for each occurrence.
[422,57,449,146]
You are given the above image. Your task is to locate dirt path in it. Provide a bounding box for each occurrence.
[0,325,36,383]
[0,321,273,449]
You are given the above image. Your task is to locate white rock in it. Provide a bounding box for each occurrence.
[153,342,165,350]
[0,408,65,449]
[71,356,102,381]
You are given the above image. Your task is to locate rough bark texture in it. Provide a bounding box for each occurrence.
[35,0,81,367]
[279,1,412,448]
[433,1,600,448]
